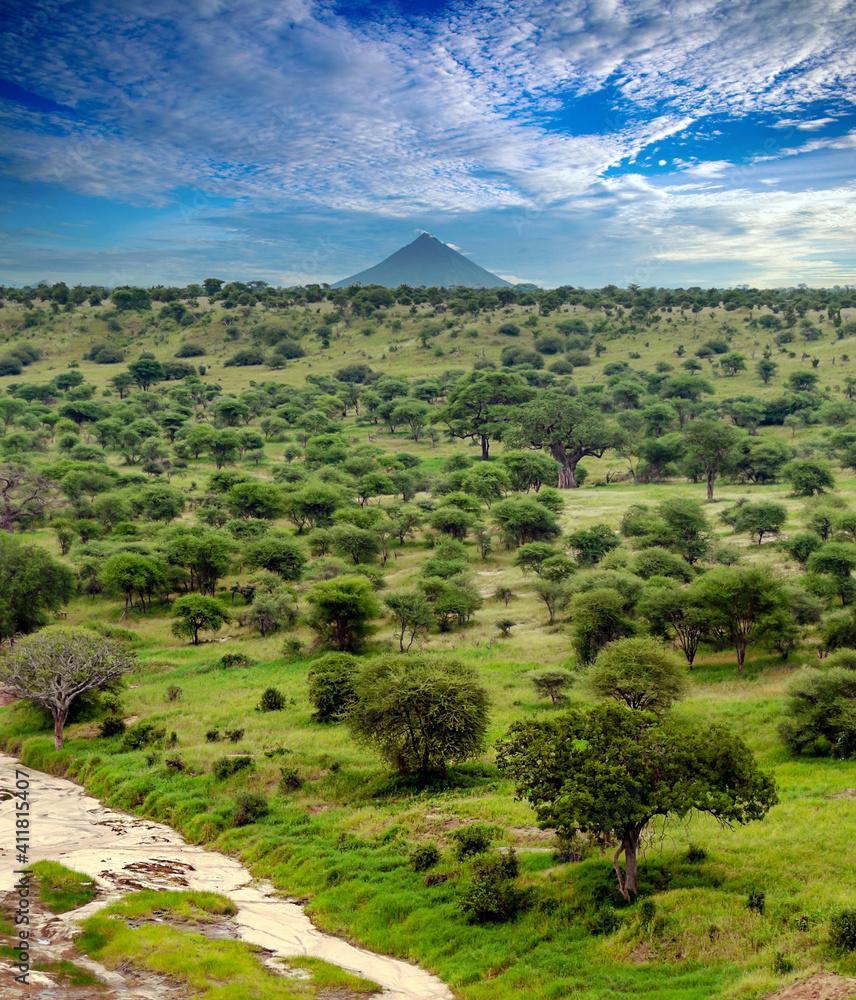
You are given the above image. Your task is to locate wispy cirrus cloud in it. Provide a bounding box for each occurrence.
[0,0,854,284]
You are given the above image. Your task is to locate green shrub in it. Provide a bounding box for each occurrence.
[212,756,254,780]
[281,637,304,658]
[205,729,221,743]
[638,899,656,928]
[99,716,126,738]
[410,843,441,872]
[685,844,707,863]
[257,687,286,712]
[121,722,166,751]
[307,653,358,722]
[458,849,525,923]
[233,792,269,827]
[772,951,794,974]
[225,728,245,743]
[218,652,254,668]
[779,667,856,757]
[830,908,856,952]
[279,765,304,791]
[747,890,765,914]
[451,824,495,860]
[165,684,182,702]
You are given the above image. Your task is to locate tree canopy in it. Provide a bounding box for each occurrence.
[347,654,489,778]
[497,703,777,899]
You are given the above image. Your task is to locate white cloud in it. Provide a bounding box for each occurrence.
[0,0,854,284]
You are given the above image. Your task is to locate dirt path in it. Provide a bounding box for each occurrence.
[0,754,453,1000]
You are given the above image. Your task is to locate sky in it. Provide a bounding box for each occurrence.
[0,0,855,289]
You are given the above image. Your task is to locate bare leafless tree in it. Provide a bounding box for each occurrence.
[0,626,136,748]
[0,466,64,533]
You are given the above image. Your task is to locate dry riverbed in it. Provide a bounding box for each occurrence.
[0,754,452,1000]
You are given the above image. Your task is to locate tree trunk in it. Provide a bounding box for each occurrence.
[736,643,745,674]
[706,469,715,502]
[480,435,490,461]
[558,463,577,489]
[613,828,640,901]
[53,707,68,750]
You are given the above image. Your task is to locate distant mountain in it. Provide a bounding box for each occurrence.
[332,233,513,289]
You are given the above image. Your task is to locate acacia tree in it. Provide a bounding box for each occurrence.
[0,466,64,532]
[569,588,635,664]
[101,552,168,617]
[589,636,688,716]
[724,500,788,546]
[384,591,434,652]
[171,594,231,644]
[305,575,381,652]
[0,625,136,749]
[496,703,777,900]
[347,654,489,778]
[682,420,742,501]
[689,566,787,673]
[505,392,621,488]
[434,370,534,460]
[638,586,712,668]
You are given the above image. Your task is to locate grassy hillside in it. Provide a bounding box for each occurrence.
[2,285,856,998]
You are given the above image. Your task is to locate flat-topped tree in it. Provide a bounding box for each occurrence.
[504,392,621,488]
[434,370,534,461]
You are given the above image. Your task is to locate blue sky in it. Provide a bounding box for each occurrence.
[0,0,854,288]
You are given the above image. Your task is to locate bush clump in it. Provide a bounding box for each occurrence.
[175,341,206,357]
[307,652,358,722]
[779,668,856,757]
[830,908,856,952]
[99,716,126,738]
[224,347,266,367]
[218,652,254,669]
[121,722,166,751]
[410,843,441,872]
[233,792,269,827]
[451,824,495,860]
[257,686,286,712]
[458,849,525,923]
[279,765,304,791]
[212,755,254,780]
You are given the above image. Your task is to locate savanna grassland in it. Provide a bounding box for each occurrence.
[1,281,856,999]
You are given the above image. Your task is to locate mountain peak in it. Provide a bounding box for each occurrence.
[333,234,512,289]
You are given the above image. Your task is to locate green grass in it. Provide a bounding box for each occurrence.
[3,628,854,999]
[283,957,382,994]
[76,890,381,999]
[2,296,856,997]
[31,860,97,913]
[31,959,100,987]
